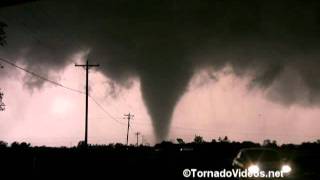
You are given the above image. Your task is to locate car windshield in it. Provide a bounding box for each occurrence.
[244,150,281,162]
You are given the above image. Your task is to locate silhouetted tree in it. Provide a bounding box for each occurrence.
[20,142,31,148]
[11,141,31,149]
[176,138,185,144]
[193,135,204,144]
[263,139,277,148]
[218,136,229,143]
[263,139,271,146]
[77,141,87,148]
[115,143,124,149]
[223,136,229,142]
[155,141,175,151]
[272,140,277,145]
[0,140,8,148]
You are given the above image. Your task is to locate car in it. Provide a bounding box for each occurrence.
[232,148,293,179]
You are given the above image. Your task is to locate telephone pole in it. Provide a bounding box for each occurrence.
[0,89,5,111]
[124,113,134,146]
[0,65,4,111]
[135,132,140,146]
[75,60,99,146]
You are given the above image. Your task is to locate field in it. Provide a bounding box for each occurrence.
[0,141,319,179]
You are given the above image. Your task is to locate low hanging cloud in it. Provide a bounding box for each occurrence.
[1,0,320,141]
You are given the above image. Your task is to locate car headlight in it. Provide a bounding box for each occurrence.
[281,165,292,173]
[248,165,260,174]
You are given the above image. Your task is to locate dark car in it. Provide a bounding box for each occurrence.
[232,148,293,179]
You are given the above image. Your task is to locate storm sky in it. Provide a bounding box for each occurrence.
[1,0,320,145]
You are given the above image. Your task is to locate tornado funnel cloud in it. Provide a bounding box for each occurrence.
[3,0,320,142]
[139,54,192,142]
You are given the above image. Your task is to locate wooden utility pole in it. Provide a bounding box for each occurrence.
[124,113,134,145]
[135,132,140,146]
[75,60,99,146]
[0,89,5,111]
[0,65,4,111]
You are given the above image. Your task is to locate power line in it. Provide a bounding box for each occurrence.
[1,6,131,126]
[0,57,84,94]
[0,57,124,126]
[11,6,130,125]
[90,86,123,118]
[2,6,128,125]
[1,4,281,139]
[0,58,296,138]
[88,95,126,126]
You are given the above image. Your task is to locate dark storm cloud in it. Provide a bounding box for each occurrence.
[1,0,320,141]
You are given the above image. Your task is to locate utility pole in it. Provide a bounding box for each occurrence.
[0,89,5,111]
[135,132,140,146]
[124,113,134,146]
[75,60,99,147]
[0,65,4,111]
